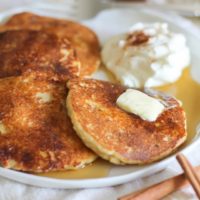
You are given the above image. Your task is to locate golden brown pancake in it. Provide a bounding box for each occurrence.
[0,72,96,172]
[2,12,100,76]
[67,79,187,164]
[0,30,80,81]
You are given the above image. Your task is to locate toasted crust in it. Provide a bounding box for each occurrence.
[0,73,96,172]
[0,30,80,81]
[67,79,187,164]
[2,12,100,76]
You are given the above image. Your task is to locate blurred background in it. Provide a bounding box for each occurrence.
[0,0,200,25]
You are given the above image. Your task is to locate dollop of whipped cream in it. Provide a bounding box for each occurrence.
[101,23,190,88]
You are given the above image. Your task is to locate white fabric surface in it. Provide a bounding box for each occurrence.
[0,1,200,200]
[0,152,199,200]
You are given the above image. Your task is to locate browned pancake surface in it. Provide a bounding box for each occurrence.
[67,79,187,164]
[0,72,96,172]
[0,30,80,81]
[2,12,100,76]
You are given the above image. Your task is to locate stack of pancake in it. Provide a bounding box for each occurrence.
[0,12,187,173]
[0,12,99,172]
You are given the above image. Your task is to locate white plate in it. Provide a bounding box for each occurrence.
[0,7,200,189]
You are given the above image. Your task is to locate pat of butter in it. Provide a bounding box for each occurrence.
[116,89,165,122]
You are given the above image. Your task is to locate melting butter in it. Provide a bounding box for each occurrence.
[116,89,165,121]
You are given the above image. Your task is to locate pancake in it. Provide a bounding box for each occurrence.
[66,79,187,164]
[0,30,80,81]
[2,12,100,76]
[0,72,96,172]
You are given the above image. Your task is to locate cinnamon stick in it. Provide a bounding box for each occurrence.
[118,165,200,200]
[184,155,200,186]
[176,154,200,199]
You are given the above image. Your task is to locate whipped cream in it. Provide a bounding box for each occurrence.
[102,23,190,88]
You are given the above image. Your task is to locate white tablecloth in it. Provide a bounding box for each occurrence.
[0,1,200,200]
